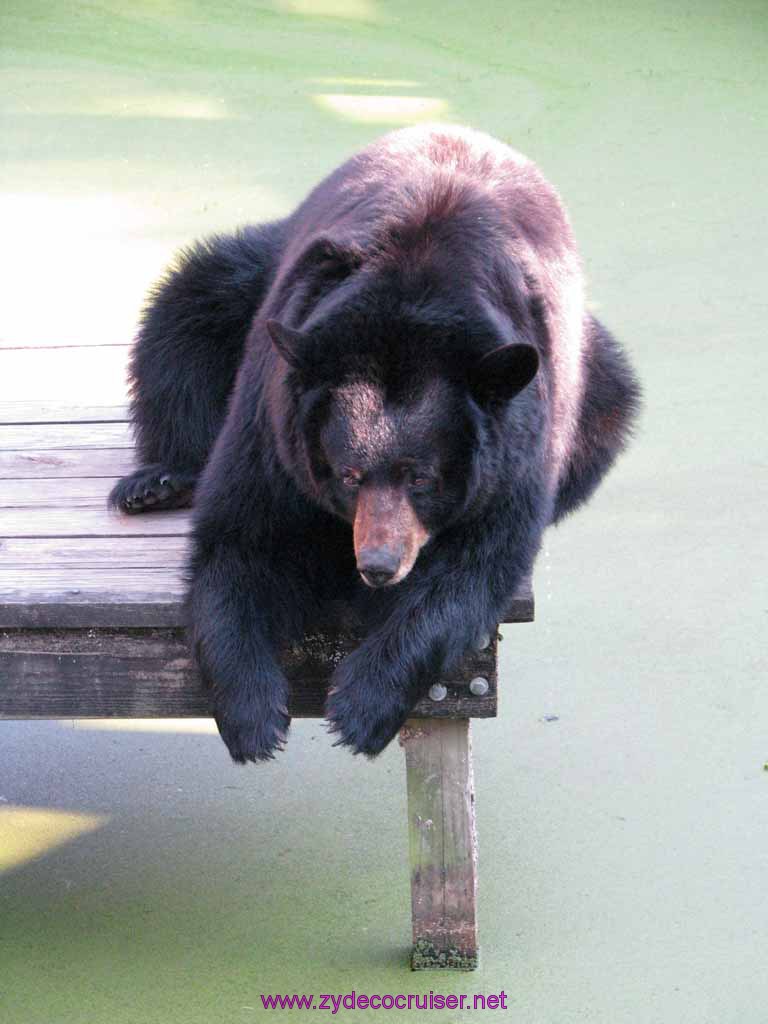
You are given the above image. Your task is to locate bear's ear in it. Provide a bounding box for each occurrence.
[266,320,307,369]
[469,343,539,405]
[305,236,362,279]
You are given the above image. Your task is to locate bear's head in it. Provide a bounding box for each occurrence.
[266,310,540,588]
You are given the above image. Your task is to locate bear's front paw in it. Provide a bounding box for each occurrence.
[325,654,413,757]
[214,699,291,764]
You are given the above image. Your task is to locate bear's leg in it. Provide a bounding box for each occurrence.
[188,538,307,762]
[552,315,641,522]
[109,221,285,514]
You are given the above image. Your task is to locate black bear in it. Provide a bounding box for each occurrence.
[110,124,640,763]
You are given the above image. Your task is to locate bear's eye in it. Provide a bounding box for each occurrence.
[340,470,362,489]
[407,472,436,494]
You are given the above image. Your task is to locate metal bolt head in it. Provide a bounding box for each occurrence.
[469,676,490,697]
[428,683,447,702]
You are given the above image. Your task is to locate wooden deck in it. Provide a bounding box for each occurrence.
[0,396,533,719]
[0,401,185,629]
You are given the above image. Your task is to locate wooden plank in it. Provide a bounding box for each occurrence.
[0,629,499,720]
[0,567,529,629]
[0,402,129,424]
[0,571,186,626]
[0,539,187,623]
[0,604,183,630]
[0,507,190,539]
[0,448,136,480]
[0,422,133,452]
[0,563,530,628]
[401,718,479,969]
[0,536,188,569]
[1,478,128,506]
[0,570,187,593]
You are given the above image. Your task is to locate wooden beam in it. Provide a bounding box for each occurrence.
[401,718,479,969]
[0,628,501,720]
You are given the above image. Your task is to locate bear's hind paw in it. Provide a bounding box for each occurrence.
[108,465,196,514]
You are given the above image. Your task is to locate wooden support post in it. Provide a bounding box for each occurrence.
[401,717,478,970]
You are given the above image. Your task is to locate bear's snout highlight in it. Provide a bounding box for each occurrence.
[353,484,430,587]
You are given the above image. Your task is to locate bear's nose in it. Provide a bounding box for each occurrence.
[361,567,395,587]
[358,549,399,588]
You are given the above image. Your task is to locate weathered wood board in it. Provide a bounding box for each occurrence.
[0,627,502,720]
[0,449,137,480]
